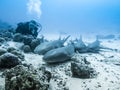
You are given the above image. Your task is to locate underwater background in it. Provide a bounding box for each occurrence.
[0,0,120,39]
[0,1,120,90]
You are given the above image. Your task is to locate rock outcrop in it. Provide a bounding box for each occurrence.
[0,53,21,68]
[13,33,24,42]
[23,45,31,53]
[15,20,42,37]
[71,57,97,78]
[0,48,7,56]
[5,65,51,90]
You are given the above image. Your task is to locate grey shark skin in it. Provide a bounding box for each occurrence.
[34,35,70,55]
[43,45,75,63]
[70,36,87,53]
[87,39,101,52]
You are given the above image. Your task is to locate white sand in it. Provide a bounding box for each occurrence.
[24,53,45,68]
[68,54,120,90]
[0,39,120,90]
[68,39,120,90]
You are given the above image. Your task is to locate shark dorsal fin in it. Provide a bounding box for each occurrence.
[62,35,71,43]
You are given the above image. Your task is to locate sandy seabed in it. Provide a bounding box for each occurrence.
[0,39,120,90]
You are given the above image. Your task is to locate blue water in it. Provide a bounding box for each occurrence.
[0,0,120,37]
